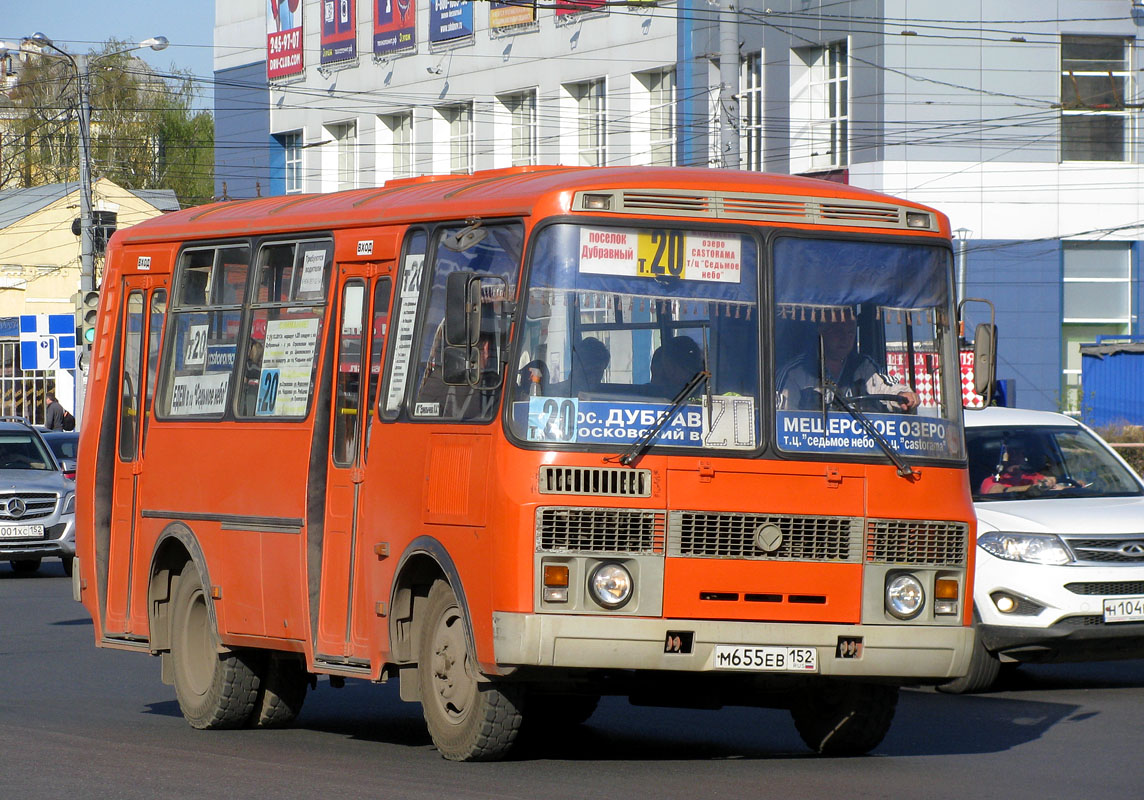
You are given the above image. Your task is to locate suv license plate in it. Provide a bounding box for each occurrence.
[1104,596,1144,623]
[712,645,817,672]
[0,524,45,540]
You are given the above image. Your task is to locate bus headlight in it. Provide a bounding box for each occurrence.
[885,573,925,620]
[588,563,633,610]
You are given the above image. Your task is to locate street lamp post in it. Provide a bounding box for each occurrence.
[13,33,168,425]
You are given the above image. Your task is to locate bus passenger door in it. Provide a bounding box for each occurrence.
[315,275,370,662]
[105,281,167,636]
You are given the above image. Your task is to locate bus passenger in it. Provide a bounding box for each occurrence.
[649,335,704,397]
[777,316,918,412]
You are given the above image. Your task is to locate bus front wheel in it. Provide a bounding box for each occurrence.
[418,580,523,761]
[790,682,897,756]
[170,562,260,729]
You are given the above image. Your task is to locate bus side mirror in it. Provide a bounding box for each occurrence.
[442,345,477,386]
[445,271,480,348]
[973,322,997,401]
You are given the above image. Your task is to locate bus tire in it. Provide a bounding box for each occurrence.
[251,655,308,728]
[170,562,260,729]
[791,682,897,756]
[936,632,1001,695]
[418,580,522,761]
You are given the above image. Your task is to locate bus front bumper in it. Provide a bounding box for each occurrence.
[492,612,974,681]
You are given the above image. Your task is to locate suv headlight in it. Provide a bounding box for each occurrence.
[978,531,1072,565]
[63,492,76,515]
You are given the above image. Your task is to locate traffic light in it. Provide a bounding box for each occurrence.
[80,290,100,350]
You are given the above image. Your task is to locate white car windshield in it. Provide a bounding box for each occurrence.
[968,425,1142,501]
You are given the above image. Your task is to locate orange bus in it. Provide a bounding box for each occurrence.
[75,166,979,760]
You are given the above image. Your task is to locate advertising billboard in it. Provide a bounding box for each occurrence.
[321,0,358,64]
[490,1,535,29]
[429,0,474,45]
[374,0,417,57]
[267,0,305,80]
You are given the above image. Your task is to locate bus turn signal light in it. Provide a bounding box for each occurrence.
[544,564,569,587]
[935,579,959,599]
[543,564,569,603]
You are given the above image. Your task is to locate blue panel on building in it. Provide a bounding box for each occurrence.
[214,62,271,201]
[965,240,1062,412]
[1081,339,1144,427]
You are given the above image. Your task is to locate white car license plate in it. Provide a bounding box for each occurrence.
[712,645,817,672]
[1104,596,1144,623]
[0,524,45,540]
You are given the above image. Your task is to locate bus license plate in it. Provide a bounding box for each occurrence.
[0,524,45,539]
[1104,596,1144,623]
[712,645,817,672]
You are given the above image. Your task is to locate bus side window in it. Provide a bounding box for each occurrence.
[142,288,167,451]
[380,230,428,421]
[158,245,250,419]
[365,276,392,459]
[411,223,521,423]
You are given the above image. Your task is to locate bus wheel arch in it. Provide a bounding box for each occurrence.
[389,537,476,668]
[148,522,213,658]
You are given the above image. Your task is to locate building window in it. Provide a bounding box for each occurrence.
[501,90,537,167]
[570,79,606,167]
[635,69,675,166]
[1061,36,1131,162]
[325,122,357,191]
[379,112,413,181]
[440,103,473,174]
[792,40,848,172]
[1062,242,1133,413]
[741,52,764,171]
[282,131,303,194]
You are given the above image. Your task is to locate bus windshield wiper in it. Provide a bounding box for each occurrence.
[613,370,709,467]
[823,377,917,480]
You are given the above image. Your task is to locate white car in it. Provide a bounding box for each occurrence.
[940,406,1144,693]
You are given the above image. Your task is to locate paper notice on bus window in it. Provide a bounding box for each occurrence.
[578,228,741,284]
[256,317,320,416]
[183,324,208,367]
[170,373,230,415]
[385,253,425,412]
[298,248,327,296]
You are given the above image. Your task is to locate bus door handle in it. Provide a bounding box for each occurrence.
[825,467,842,487]
[351,467,365,485]
[698,461,715,482]
[132,459,144,476]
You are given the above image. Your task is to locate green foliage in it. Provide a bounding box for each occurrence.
[2,39,213,207]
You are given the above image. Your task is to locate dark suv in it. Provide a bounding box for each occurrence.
[0,419,76,576]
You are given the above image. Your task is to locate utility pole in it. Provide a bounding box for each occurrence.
[718,0,740,169]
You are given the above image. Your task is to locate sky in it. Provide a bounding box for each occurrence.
[1,0,217,106]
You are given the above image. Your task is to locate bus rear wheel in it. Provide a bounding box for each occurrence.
[250,654,309,728]
[790,682,897,756]
[418,580,523,761]
[170,562,260,729]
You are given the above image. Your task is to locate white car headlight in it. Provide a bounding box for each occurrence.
[63,492,76,515]
[978,531,1072,565]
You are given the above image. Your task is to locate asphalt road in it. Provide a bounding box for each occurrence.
[3,561,1143,799]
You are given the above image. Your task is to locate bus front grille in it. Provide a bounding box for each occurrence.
[865,519,969,566]
[538,466,652,497]
[667,511,863,561]
[536,507,666,555]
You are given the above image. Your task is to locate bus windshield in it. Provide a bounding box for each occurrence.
[773,237,963,463]
[508,223,760,452]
